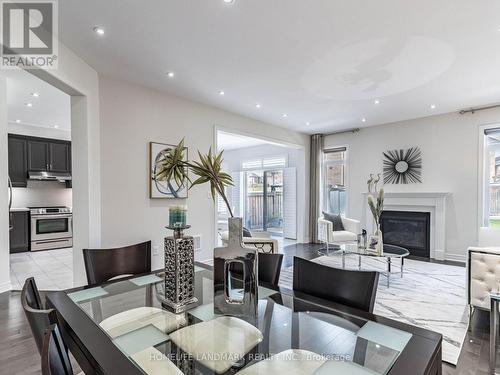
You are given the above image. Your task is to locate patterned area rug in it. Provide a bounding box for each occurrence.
[278,254,468,365]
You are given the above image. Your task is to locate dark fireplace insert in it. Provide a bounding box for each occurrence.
[380,211,431,258]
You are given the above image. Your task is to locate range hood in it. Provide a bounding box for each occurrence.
[28,171,72,182]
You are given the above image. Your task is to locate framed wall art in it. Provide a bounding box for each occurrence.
[383,147,422,184]
[150,142,188,199]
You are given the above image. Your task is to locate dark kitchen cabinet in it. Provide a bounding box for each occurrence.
[8,135,28,187]
[49,142,71,173]
[9,211,30,253]
[9,135,72,186]
[28,139,49,172]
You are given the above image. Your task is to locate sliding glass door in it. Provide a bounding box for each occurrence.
[244,169,283,235]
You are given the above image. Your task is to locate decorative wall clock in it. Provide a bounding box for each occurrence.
[383,147,422,184]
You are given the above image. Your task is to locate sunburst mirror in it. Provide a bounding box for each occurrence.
[383,147,422,184]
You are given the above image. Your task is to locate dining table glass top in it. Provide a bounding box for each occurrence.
[66,265,412,375]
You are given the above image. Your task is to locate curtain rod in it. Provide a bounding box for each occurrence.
[324,127,360,136]
[459,103,500,115]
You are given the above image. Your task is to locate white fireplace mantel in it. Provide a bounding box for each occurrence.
[362,192,451,260]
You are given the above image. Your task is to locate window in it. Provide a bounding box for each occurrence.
[323,147,347,215]
[484,129,500,227]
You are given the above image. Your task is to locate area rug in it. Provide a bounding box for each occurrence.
[278,255,468,365]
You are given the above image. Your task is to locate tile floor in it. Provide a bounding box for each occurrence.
[9,248,74,290]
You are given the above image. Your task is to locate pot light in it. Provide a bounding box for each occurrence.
[306,122,310,126]
[53,125,59,129]
[166,71,175,78]
[430,104,436,109]
[218,90,225,96]
[31,92,40,98]
[374,99,380,104]
[281,113,288,118]
[93,26,105,35]
[255,103,261,108]
[25,102,33,107]
[361,118,366,122]
[15,119,21,123]
[223,0,235,3]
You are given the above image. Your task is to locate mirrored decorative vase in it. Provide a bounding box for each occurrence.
[213,217,258,317]
[162,225,198,313]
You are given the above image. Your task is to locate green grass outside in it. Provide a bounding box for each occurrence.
[490,219,500,228]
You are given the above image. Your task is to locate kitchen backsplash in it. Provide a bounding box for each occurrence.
[11,180,72,208]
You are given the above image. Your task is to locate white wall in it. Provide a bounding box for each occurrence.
[223,143,307,242]
[99,75,309,267]
[324,108,500,262]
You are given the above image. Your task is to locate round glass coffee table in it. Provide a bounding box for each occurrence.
[327,242,410,287]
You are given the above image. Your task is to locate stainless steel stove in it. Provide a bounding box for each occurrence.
[29,206,73,251]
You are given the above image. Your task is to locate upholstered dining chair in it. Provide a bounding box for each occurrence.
[83,241,151,285]
[21,277,53,355]
[292,257,379,313]
[42,318,83,375]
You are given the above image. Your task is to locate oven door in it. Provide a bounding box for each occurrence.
[31,214,73,242]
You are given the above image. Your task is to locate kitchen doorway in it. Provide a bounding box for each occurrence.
[6,69,74,290]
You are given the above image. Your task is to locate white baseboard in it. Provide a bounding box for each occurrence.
[433,249,446,261]
[445,253,466,263]
[0,281,12,294]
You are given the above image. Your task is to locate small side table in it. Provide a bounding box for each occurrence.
[490,292,500,374]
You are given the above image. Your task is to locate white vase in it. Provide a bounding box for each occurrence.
[374,224,383,256]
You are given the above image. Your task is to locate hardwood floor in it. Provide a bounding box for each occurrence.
[0,243,494,374]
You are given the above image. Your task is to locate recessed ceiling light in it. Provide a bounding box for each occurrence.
[306,122,310,126]
[31,92,40,98]
[25,102,33,107]
[166,71,175,78]
[374,99,380,104]
[430,104,436,109]
[53,125,59,129]
[223,0,235,3]
[93,26,105,35]
[15,119,21,123]
[361,118,366,122]
[218,90,225,96]
[281,113,288,118]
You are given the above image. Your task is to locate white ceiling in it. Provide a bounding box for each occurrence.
[59,0,500,133]
[5,69,71,131]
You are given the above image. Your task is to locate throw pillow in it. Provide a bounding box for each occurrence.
[323,212,345,231]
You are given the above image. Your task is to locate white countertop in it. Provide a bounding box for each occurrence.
[9,207,29,212]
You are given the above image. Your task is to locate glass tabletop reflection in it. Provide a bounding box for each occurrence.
[66,265,411,375]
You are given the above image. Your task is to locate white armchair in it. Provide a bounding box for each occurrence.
[318,216,361,247]
[219,231,278,254]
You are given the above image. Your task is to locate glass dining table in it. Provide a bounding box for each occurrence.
[47,263,442,375]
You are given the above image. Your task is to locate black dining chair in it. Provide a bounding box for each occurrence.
[41,317,77,375]
[21,277,53,355]
[258,253,284,287]
[292,256,379,313]
[83,241,151,285]
[229,253,284,288]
